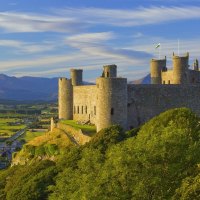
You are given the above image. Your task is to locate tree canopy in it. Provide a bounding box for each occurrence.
[0,108,200,200]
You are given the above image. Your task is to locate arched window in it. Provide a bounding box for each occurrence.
[111,108,114,115]
[82,106,84,114]
[77,106,79,114]
[168,80,170,84]
[163,81,165,84]
[74,106,76,114]
[85,106,87,114]
[94,106,96,115]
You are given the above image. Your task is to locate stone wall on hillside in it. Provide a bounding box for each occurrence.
[57,122,91,145]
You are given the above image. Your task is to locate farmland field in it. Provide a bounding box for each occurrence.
[0,117,26,141]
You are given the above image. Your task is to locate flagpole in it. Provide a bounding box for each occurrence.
[160,44,162,59]
[178,39,180,56]
[155,43,161,59]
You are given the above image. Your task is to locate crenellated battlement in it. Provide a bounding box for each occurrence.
[151,52,200,84]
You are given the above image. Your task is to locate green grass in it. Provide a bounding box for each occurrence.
[61,120,96,135]
[0,118,26,139]
[18,130,44,142]
[0,113,27,118]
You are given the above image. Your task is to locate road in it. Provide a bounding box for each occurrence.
[0,128,26,169]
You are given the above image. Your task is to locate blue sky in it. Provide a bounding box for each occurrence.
[0,0,200,81]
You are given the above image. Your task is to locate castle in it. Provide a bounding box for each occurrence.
[58,52,200,132]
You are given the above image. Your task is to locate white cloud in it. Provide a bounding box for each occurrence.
[57,6,200,27]
[0,32,153,80]
[129,37,200,61]
[0,39,58,53]
[0,6,200,33]
[65,32,152,62]
[0,12,85,33]
[0,53,84,71]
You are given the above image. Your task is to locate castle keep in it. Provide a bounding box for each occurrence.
[58,53,200,132]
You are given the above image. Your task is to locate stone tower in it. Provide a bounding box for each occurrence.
[193,59,199,71]
[173,52,189,84]
[58,78,73,120]
[70,69,83,86]
[96,65,127,132]
[103,64,117,78]
[150,57,167,84]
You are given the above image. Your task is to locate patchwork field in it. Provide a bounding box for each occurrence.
[0,117,26,141]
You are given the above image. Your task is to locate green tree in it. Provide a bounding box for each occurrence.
[173,166,200,200]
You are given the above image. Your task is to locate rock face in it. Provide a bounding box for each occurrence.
[0,74,58,101]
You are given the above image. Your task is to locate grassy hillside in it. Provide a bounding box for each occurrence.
[12,128,75,165]
[18,130,44,143]
[0,108,200,200]
[61,120,96,135]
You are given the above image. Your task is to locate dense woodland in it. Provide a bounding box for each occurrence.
[0,108,200,200]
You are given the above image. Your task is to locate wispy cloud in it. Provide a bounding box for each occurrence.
[130,37,200,60]
[0,12,85,33]
[1,6,200,33]
[57,6,200,27]
[0,39,58,53]
[65,32,152,62]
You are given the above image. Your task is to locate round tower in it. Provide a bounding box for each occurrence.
[103,64,117,78]
[150,57,166,84]
[58,78,73,120]
[173,52,189,84]
[96,77,127,132]
[193,59,199,71]
[70,69,83,86]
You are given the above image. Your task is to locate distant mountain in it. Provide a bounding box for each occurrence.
[0,73,151,102]
[0,74,58,101]
[130,74,151,84]
[0,74,94,102]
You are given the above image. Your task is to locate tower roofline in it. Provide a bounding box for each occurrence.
[172,52,189,58]
[151,56,167,62]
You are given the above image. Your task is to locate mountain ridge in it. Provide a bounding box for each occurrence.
[0,73,150,101]
[0,74,58,101]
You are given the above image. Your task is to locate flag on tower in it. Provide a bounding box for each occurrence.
[155,43,161,49]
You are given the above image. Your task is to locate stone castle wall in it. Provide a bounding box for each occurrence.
[188,70,200,84]
[127,84,200,128]
[161,70,173,84]
[73,85,97,124]
[57,122,91,145]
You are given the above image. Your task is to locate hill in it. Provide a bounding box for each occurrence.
[12,128,75,165]
[0,107,200,199]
